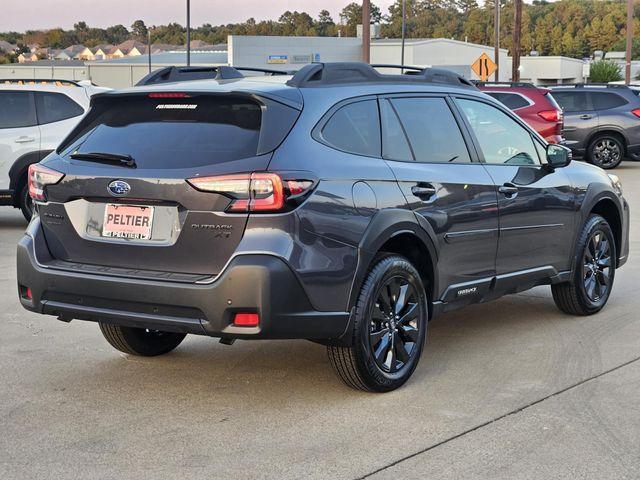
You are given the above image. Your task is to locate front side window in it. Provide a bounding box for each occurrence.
[320,100,380,156]
[457,98,540,166]
[389,97,471,163]
[591,92,628,111]
[0,92,37,129]
[35,92,84,125]
[552,91,590,113]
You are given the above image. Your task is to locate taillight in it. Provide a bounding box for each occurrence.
[631,108,640,118]
[28,163,64,201]
[187,172,313,213]
[538,109,562,123]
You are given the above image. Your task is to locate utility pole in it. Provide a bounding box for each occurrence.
[401,0,406,70]
[494,0,500,81]
[147,28,152,74]
[512,0,522,82]
[186,0,191,66]
[362,0,371,62]
[625,0,633,85]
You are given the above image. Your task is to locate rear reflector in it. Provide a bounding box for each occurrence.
[233,313,259,327]
[28,163,64,201]
[632,109,640,118]
[538,109,562,123]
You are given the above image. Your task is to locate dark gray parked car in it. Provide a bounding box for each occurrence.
[17,63,630,391]
[551,84,640,169]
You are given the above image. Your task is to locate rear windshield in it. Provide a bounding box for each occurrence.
[61,95,265,168]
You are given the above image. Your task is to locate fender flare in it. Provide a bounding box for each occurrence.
[346,208,439,311]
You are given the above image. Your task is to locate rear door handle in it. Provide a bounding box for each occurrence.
[580,114,592,120]
[15,136,35,143]
[498,183,518,197]
[411,184,437,200]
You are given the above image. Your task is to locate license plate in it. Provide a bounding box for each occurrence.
[102,204,154,240]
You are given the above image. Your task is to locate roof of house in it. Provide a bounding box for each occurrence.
[0,40,17,53]
[63,44,87,56]
[115,39,147,54]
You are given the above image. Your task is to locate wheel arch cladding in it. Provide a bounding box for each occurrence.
[590,197,622,266]
[349,209,438,315]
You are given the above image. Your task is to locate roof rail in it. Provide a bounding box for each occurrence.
[0,78,80,87]
[550,83,631,89]
[286,62,475,89]
[472,81,537,88]
[135,65,295,86]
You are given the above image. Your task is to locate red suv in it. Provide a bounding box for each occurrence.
[477,82,564,144]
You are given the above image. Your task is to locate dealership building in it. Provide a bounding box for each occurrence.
[0,34,596,88]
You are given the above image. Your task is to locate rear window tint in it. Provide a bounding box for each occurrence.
[319,100,381,156]
[0,91,37,129]
[591,92,628,110]
[63,95,265,168]
[35,92,84,124]
[485,92,530,110]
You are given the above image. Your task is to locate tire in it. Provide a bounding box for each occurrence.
[552,214,616,316]
[587,134,624,169]
[328,255,428,392]
[99,323,186,356]
[19,181,33,222]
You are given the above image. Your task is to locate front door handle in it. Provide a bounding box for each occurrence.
[580,114,592,120]
[411,184,437,200]
[15,136,35,143]
[498,183,518,197]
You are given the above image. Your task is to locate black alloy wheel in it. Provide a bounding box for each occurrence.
[582,230,612,303]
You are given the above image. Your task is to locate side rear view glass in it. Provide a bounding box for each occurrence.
[35,92,84,125]
[390,97,471,164]
[486,92,530,110]
[319,100,381,157]
[552,91,590,112]
[0,91,37,129]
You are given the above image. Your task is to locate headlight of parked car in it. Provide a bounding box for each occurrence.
[608,174,623,196]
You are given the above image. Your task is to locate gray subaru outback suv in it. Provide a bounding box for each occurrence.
[17,63,630,391]
[551,84,640,169]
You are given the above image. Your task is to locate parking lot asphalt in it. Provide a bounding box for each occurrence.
[1,163,639,480]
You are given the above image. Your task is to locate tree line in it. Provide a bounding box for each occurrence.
[1,0,639,62]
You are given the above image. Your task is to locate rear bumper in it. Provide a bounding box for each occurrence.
[17,219,351,340]
[0,189,13,206]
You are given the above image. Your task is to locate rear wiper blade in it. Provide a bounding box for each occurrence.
[70,151,137,168]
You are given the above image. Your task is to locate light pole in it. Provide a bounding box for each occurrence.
[625,0,633,85]
[401,0,406,70]
[494,0,500,81]
[186,0,191,66]
[362,0,371,63]
[512,0,522,82]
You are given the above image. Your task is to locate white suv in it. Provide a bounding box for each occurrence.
[0,79,109,219]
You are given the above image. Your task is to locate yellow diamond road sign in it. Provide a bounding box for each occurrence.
[471,53,497,81]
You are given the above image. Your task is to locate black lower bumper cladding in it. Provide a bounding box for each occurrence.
[17,219,350,341]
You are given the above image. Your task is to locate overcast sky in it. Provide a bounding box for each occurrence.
[1,0,399,32]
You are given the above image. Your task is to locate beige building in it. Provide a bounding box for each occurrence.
[519,56,586,85]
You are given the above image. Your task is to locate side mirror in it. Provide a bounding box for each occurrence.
[546,144,572,169]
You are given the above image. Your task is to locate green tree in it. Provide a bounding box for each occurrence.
[131,20,148,41]
[340,2,383,37]
[589,60,623,83]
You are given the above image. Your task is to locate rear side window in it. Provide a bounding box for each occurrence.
[0,91,37,129]
[390,97,471,163]
[35,92,84,124]
[591,92,628,110]
[552,91,590,112]
[485,92,530,110]
[62,95,275,168]
[320,100,380,156]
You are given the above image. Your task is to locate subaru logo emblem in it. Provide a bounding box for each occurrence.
[108,180,131,197]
